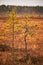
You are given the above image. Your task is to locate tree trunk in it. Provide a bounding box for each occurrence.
[12,20,15,64]
[24,22,28,57]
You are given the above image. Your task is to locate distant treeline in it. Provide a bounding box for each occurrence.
[0,5,43,14]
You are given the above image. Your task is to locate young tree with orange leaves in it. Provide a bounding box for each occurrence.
[23,13,39,61]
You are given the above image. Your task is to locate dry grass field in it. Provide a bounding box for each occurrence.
[0,13,43,65]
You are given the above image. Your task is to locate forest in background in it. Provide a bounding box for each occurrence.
[0,5,43,14]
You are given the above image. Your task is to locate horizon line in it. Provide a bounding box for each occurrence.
[0,4,43,7]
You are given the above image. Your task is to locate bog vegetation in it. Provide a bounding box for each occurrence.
[0,8,43,65]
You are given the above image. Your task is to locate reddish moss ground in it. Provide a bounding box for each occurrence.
[0,14,43,64]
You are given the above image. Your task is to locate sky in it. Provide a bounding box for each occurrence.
[0,0,43,6]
